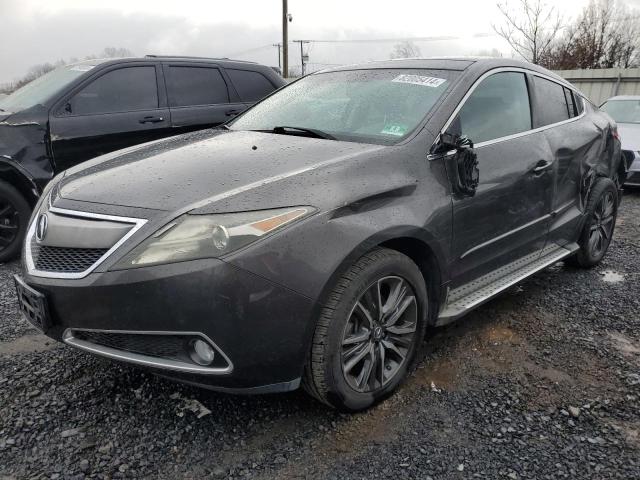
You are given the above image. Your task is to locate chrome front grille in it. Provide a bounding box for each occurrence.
[25,201,147,280]
[32,244,109,273]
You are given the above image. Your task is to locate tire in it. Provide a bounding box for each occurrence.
[303,248,428,411]
[0,180,31,263]
[568,177,618,268]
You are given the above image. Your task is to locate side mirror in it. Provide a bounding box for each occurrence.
[64,102,72,114]
[433,132,479,197]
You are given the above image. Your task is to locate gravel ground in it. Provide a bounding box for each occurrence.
[1,192,639,480]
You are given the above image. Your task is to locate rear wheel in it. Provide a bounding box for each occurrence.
[0,180,31,263]
[569,178,617,268]
[303,248,427,411]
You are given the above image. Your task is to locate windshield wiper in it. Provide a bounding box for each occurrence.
[270,126,336,140]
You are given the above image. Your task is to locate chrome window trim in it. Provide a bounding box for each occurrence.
[25,199,147,280]
[63,328,233,375]
[436,67,587,151]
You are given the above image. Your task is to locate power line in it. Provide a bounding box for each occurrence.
[292,33,496,44]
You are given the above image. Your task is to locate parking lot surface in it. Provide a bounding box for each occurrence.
[1,192,639,480]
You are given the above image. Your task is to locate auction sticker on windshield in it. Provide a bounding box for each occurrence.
[392,74,447,88]
[381,124,409,136]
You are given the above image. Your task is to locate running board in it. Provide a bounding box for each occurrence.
[437,243,579,326]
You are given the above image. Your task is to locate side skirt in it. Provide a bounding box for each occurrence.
[437,243,579,326]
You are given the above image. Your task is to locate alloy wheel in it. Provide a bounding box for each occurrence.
[340,275,418,393]
[588,191,615,257]
[0,198,19,252]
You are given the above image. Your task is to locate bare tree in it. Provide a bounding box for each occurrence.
[545,0,640,69]
[390,40,422,59]
[475,48,504,58]
[493,0,563,64]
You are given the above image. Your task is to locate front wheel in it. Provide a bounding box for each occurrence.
[569,177,618,268]
[0,180,31,263]
[303,248,428,411]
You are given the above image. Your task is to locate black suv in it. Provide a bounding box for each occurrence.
[0,56,285,261]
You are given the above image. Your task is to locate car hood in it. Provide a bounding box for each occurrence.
[58,129,386,212]
[0,112,13,123]
[618,123,640,152]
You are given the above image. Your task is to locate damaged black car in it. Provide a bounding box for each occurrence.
[0,56,285,261]
[15,58,626,411]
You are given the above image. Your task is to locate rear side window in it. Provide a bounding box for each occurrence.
[564,88,577,117]
[68,66,158,115]
[454,72,532,144]
[166,66,230,107]
[534,76,570,125]
[575,95,584,115]
[227,69,276,102]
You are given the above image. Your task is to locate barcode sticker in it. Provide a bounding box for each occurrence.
[392,74,447,88]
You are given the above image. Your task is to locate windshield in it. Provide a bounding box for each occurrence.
[0,64,92,113]
[601,99,640,124]
[230,68,458,145]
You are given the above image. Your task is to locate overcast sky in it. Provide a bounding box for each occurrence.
[1,0,638,84]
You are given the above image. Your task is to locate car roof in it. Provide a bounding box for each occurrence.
[67,56,260,69]
[317,56,571,85]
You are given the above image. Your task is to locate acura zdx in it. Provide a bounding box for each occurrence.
[15,58,625,411]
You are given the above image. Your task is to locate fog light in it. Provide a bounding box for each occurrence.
[189,339,215,366]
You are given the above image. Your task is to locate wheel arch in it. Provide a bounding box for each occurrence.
[0,159,39,207]
[311,227,448,332]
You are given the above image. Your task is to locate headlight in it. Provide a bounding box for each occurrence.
[114,207,313,268]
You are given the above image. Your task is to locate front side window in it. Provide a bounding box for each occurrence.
[534,76,570,126]
[68,67,158,115]
[452,72,532,144]
[230,69,458,145]
[166,66,230,107]
[601,99,640,124]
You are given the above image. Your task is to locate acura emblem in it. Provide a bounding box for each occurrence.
[35,213,48,242]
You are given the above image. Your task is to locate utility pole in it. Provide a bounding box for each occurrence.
[293,40,310,76]
[273,43,282,72]
[282,0,289,78]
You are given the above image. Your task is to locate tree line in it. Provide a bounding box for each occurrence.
[494,0,639,69]
[0,47,133,94]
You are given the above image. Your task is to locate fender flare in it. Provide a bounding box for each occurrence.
[0,157,40,206]
[300,225,449,356]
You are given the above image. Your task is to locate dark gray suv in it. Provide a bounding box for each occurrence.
[15,58,626,411]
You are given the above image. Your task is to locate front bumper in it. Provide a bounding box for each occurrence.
[19,258,315,392]
[624,151,640,186]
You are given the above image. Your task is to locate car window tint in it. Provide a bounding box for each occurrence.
[534,76,570,125]
[166,66,229,107]
[227,69,276,102]
[69,67,158,115]
[455,72,532,144]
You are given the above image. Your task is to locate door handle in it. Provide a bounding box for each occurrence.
[532,160,553,174]
[225,109,241,117]
[139,116,164,124]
